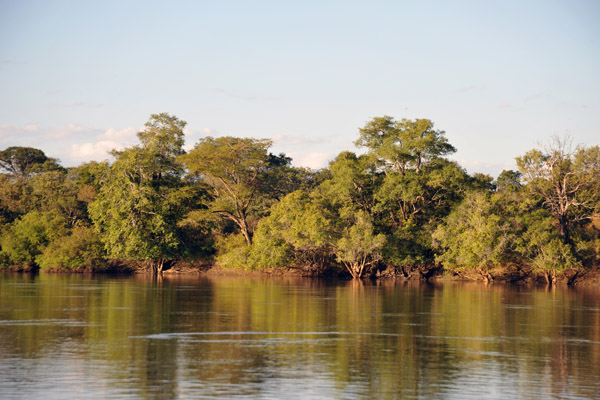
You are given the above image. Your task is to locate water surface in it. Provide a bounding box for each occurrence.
[1,273,599,399]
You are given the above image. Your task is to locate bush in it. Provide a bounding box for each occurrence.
[0,211,67,267]
[37,226,106,270]
[215,234,252,269]
[432,191,516,274]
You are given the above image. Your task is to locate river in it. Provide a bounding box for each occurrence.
[0,273,599,399]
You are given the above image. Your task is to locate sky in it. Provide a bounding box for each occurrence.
[1,0,599,177]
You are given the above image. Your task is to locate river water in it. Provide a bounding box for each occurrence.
[0,273,599,399]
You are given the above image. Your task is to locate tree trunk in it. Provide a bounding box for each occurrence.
[241,227,253,246]
[150,259,164,276]
[343,262,361,279]
[479,269,492,284]
[558,214,571,244]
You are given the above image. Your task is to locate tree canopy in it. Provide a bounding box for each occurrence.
[1,113,598,283]
[516,137,600,243]
[181,136,282,246]
[0,146,62,179]
[88,113,195,274]
[355,116,456,174]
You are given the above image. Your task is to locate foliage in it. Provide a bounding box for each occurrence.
[0,211,68,267]
[433,192,517,276]
[216,233,252,269]
[89,113,192,273]
[0,146,62,179]
[1,114,597,282]
[355,116,456,174]
[516,212,581,283]
[434,188,583,282]
[374,158,472,265]
[249,190,332,270]
[495,169,522,193]
[37,226,106,270]
[334,210,386,278]
[181,136,275,246]
[0,174,33,224]
[516,137,600,242]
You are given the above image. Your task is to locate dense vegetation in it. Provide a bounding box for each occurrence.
[1,113,599,283]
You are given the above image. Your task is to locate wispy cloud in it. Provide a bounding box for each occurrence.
[456,85,477,93]
[63,127,139,163]
[67,141,121,163]
[43,123,94,139]
[180,127,222,152]
[498,103,513,109]
[557,100,588,110]
[270,132,341,169]
[211,88,281,102]
[24,125,40,132]
[0,59,24,69]
[0,123,138,166]
[523,93,546,102]
[98,127,137,142]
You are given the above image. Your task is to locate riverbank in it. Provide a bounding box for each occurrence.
[4,260,599,286]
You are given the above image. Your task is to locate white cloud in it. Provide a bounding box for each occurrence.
[456,85,477,93]
[270,132,351,169]
[98,127,137,142]
[60,127,140,164]
[0,123,140,166]
[24,124,40,132]
[290,151,334,170]
[67,140,122,163]
[45,123,92,139]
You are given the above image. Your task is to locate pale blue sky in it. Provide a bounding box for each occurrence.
[1,0,598,176]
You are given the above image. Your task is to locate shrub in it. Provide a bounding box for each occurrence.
[37,226,106,270]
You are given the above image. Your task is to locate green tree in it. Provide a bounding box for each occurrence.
[37,225,106,271]
[250,190,333,271]
[355,116,456,174]
[432,191,518,281]
[334,210,386,279]
[249,151,387,278]
[516,137,600,243]
[373,159,472,266]
[0,174,33,224]
[0,211,68,267]
[89,113,192,274]
[0,146,62,179]
[29,170,88,226]
[495,169,522,193]
[516,211,581,285]
[434,189,581,284]
[181,136,277,246]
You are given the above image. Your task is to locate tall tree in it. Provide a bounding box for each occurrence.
[89,113,191,274]
[0,146,62,179]
[181,136,275,246]
[355,116,456,174]
[516,137,600,243]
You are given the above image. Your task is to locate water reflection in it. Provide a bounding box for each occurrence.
[1,273,599,399]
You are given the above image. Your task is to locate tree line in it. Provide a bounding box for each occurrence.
[1,113,599,283]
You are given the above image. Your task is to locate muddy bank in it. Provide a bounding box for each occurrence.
[153,261,600,286]
[3,260,600,286]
